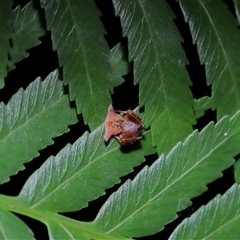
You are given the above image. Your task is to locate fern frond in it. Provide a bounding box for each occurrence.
[194,96,212,119]
[8,1,46,71]
[94,112,240,238]
[18,127,155,212]
[112,0,195,154]
[233,0,240,25]
[40,0,113,130]
[0,208,34,239]
[178,0,240,119]
[47,220,91,240]
[169,184,240,239]
[0,194,123,240]
[0,1,13,88]
[234,159,240,183]
[110,43,132,89]
[0,70,78,184]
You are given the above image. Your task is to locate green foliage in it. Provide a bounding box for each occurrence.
[178,0,240,120]
[0,0,240,239]
[112,0,195,154]
[94,112,240,238]
[169,184,240,239]
[234,158,240,183]
[0,0,13,88]
[0,69,78,184]
[233,0,240,24]
[8,1,46,71]
[18,128,154,212]
[0,208,34,239]
[110,43,132,88]
[193,96,212,119]
[40,0,113,130]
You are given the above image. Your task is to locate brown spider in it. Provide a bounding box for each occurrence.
[104,105,145,145]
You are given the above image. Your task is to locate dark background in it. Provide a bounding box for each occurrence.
[0,0,235,239]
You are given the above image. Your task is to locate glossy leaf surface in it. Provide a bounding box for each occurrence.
[18,127,155,212]
[194,96,212,119]
[169,184,240,239]
[0,70,78,184]
[8,1,46,71]
[233,0,240,25]
[234,159,240,183]
[0,1,12,88]
[0,209,34,240]
[112,0,195,154]
[40,0,113,130]
[0,195,121,240]
[94,112,240,237]
[179,0,240,119]
[110,43,132,88]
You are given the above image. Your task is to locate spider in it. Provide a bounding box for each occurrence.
[104,104,145,145]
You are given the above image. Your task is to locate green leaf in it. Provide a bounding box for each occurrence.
[234,158,240,183]
[47,220,91,240]
[46,216,129,240]
[233,0,240,25]
[178,0,240,119]
[112,0,195,154]
[47,219,131,240]
[8,1,46,71]
[0,70,78,184]
[169,184,240,240]
[94,112,240,238]
[40,0,113,130]
[110,43,132,89]
[0,1,13,88]
[0,195,121,240]
[18,127,155,212]
[194,96,212,119]
[0,208,34,240]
